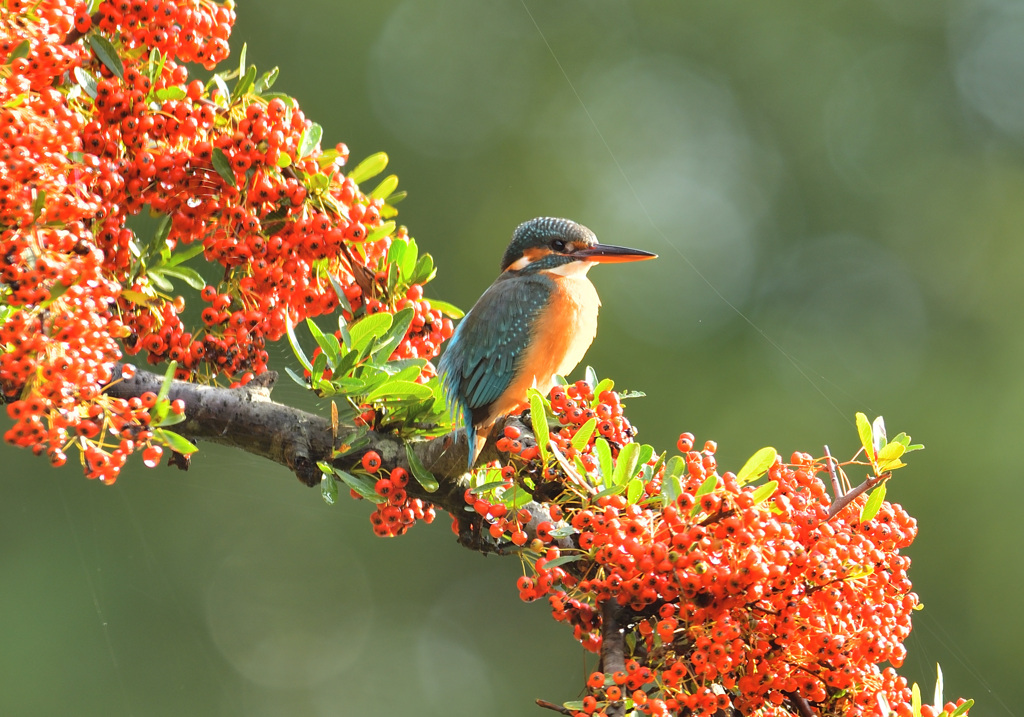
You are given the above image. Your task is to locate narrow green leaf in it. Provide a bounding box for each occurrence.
[255,67,279,93]
[320,472,339,505]
[334,469,384,503]
[210,147,236,187]
[405,443,439,492]
[230,63,257,103]
[157,361,177,404]
[298,122,323,158]
[751,480,778,505]
[543,555,581,570]
[911,683,921,717]
[306,319,340,369]
[933,664,943,712]
[155,428,198,455]
[260,91,294,107]
[693,474,718,500]
[347,151,388,184]
[737,447,777,485]
[872,415,887,454]
[285,314,312,372]
[529,389,550,465]
[617,390,646,399]
[426,298,464,319]
[855,412,874,462]
[158,266,206,290]
[571,418,597,452]
[626,478,643,505]
[369,174,399,201]
[412,254,436,284]
[349,312,393,354]
[31,189,46,221]
[327,273,353,314]
[284,366,308,387]
[238,42,247,76]
[366,381,433,401]
[585,366,599,390]
[88,34,124,80]
[595,437,613,487]
[611,442,640,487]
[164,242,205,267]
[860,483,887,523]
[949,700,973,717]
[372,306,415,358]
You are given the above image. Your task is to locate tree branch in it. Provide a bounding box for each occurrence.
[104,366,527,519]
[600,600,627,717]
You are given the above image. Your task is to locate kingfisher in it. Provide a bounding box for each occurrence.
[438,217,656,468]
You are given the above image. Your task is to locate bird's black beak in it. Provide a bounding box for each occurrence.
[575,243,657,263]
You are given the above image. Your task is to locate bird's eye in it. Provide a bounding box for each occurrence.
[551,239,567,252]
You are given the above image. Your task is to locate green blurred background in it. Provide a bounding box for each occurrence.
[2,1,1021,714]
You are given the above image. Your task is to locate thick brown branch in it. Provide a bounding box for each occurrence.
[104,366,525,518]
[600,600,627,717]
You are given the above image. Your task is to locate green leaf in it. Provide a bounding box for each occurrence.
[949,701,973,717]
[349,312,393,354]
[529,389,550,465]
[933,663,943,713]
[231,63,257,103]
[255,67,279,93]
[7,39,29,63]
[347,151,388,184]
[211,147,236,187]
[661,472,684,506]
[617,390,646,399]
[366,381,433,402]
[284,366,307,388]
[876,441,905,462]
[73,67,97,98]
[860,483,887,523]
[298,122,323,158]
[31,188,46,221]
[369,174,399,201]
[751,480,778,505]
[571,418,597,452]
[411,253,436,283]
[154,86,186,101]
[306,319,340,369]
[426,298,464,319]
[737,447,777,485]
[626,478,643,505]
[157,266,206,290]
[405,443,439,492]
[585,365,599,390]
[163,242,205,267]
[691,474,718,515]
[611,442,640,487]
[911,683,921,717]
[635,443,654,469]
[592,377,614,403]
[157,360,177,404]
[334,469,384,503]
[154,428,197,455]
[238,42,247,76]
[543,555,581,570]
[872,415,887,454]
[285,314,312,372]
[327,273,353,315]
[320,472,339,505]
[855,412,874,462]
[365,221,396,244]
[595,437,613,487]
[88,34,124,80]
[372,306,415,358]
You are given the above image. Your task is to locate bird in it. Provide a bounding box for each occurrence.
[438,217,656,468]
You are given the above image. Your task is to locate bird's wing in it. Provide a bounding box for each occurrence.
[441,273,552,420]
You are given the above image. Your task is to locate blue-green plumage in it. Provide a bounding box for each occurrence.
[438,271,554,465]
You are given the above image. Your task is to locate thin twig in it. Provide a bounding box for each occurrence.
[823,445,843,499]
[535,699,572,715]
[826,474,883,520]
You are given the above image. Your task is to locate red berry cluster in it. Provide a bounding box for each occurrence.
[348,456,437,537]
[463,384,969,717]
[1,3,445,481]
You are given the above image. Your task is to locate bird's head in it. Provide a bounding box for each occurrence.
[499,217,656,276]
